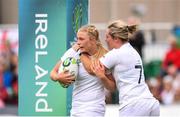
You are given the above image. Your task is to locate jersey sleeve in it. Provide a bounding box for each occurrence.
[61,48,79,61]
[100,49,118,69]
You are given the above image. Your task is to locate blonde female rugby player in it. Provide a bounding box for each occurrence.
[50,25,116,117]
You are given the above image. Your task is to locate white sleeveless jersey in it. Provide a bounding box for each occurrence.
[100,43,154,109]
[61,48,105,116]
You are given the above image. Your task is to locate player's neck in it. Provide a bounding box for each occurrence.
[115,41,128,49]
[89,45,98,56]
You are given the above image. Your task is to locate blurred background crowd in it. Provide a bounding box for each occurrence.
[0,0,18,114]
[0,27,18,109]
[146,27,180,105]
[0,0,180,116]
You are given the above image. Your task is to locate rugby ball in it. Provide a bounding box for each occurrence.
[58,57,79,88]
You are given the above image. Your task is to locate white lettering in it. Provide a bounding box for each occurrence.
[35,34,48,49]
[36,98,53,112]
[35,65,48,80]
[34,13,52,112]
[35,82,48,97]
[35,14,48,34]
[35,51,47,63]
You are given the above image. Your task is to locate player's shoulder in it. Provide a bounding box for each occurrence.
[66,47,77,54]
[102,48,118,59]
[61,48,79,61]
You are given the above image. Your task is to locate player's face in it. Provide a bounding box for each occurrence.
[77,31,93,53]
[105,29,115,50]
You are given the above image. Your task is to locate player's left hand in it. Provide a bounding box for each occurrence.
[72,42,81,52]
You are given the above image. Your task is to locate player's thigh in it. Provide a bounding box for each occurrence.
[119,99,158,116]
[150,99,160,116]
[119,104,148,116]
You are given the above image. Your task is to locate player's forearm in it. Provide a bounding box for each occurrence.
[80,54,95,75]
[50,61,61,81]
[100,76,116,92]
[50,70,58,81]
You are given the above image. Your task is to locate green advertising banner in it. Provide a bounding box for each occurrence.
[19,0,88,116]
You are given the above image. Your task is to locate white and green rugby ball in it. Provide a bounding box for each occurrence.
[58,57,79,88]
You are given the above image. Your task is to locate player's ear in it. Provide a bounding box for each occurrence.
[114,37,119,42]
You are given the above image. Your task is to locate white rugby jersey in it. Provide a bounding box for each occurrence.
[61,48,105,116]
[100,43,154,109]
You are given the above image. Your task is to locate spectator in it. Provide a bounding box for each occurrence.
[161,76,175,105]
[160,36,180,78]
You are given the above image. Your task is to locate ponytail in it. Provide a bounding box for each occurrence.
[127,25,137,34]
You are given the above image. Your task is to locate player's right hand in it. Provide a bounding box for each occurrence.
[56,70,76,85]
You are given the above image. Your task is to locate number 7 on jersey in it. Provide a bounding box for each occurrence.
[135,65,142,84]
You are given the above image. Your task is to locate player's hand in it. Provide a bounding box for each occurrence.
[72,42,81,52]
[56,70,75,85]
[91,60,106,79]
[72,42,88,54]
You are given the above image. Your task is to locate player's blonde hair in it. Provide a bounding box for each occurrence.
[78,25,107,58]
[108,20,137,41]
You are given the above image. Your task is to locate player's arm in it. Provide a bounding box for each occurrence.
[80,53,95,75]
[50,60,61,81]
[50,61,75,85]
[100,73,116,92]
[81,54,116,91]
[91,60,116,92]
